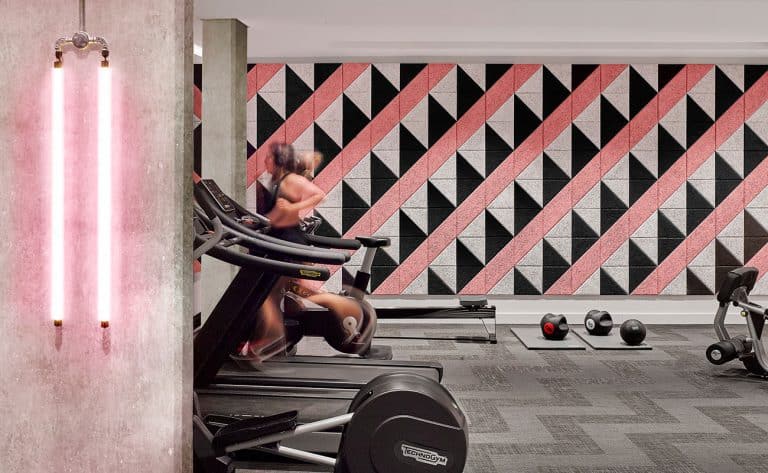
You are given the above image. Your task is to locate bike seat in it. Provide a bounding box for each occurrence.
[356,236,391,248]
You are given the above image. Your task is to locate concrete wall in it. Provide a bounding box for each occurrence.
[0,1,193,471]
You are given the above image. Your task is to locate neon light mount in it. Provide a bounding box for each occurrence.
[52,26,111,328]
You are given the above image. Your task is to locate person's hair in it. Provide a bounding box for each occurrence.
[296,151,324,178]
[269,142,299,174]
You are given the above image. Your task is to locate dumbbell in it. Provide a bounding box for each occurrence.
[584,310,613,336]
[540,313,569,340]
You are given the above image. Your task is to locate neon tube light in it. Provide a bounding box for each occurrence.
[97,62,111,328]
[51,63,64,326]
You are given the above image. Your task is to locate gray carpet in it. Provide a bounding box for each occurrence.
[251,324,768,473]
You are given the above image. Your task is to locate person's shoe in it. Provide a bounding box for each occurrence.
[230,336,287,367]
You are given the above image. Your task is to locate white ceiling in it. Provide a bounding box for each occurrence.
[194,0,768,62]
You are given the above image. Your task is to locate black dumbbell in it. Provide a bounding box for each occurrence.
[540,313,569,340]
[619,319,647,346]
[584,310,613,336]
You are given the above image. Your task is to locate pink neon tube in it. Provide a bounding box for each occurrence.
[51,66,64,326]
[97,64,111,327]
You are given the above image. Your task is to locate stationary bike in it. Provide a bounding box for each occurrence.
[706,266,768,376]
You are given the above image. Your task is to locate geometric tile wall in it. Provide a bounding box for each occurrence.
[193,64,768,296]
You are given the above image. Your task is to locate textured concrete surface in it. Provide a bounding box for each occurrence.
[247,324,768,472]
[200,18,247,321]
[0,1,193,471]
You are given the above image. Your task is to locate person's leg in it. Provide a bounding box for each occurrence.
[238,278,287,361]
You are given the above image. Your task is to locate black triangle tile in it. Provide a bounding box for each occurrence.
[486,64,512,90]
[629,153,656,204]
[629,266,655,293]
[715,239,742,266]
[457,178,483,205]
[400,210,425,237]
[715,67,744,118]
[247,140,256,158]
[687,209,713,235]
[457,266,484,293]
[686,95,715,146]
[486,210,513,238]
[371,266,396,292]
[658,238,684,263]
[428,181,455,208]
[600,268,627,295]
[194,64,203,90]
[687,268,713,295]
[457,152,484,180]
[428,268,455,295]
[687,182,714,210]
[572,125,600,175]
[486,124,513,176]
[746,238,768,262]
[371,152,398,182]
[715,152,741,181]
[543,152,570,181]
[342,181,370,209]
[658,64,685,90]
[544,180,568,205]
[601,95,629,147]
[572,210,599,239]
[372,65,399,118]
[572,65,598,90]
[314,123,342,174]
[658,211,685,240]
[372,179,396,205]
[543,240,569,267]
[400,124,427,175]
[342,209,368,234]
[514,268,541,295]
[401,64,427,89]
[745,65,768,91]
[247,63,256,73]
[744,124,768,176]
[515,209,540,234]
[372,249,398,267]
[286,65,313,118]
[629,239,656,267]
[629,66,657,118]
[746,210,768,238]
[428,95,456,147]
[486,237,510,264]
[315,63,341,89]
[601,209,626,234]
[543,67,570,118]
[515,182,542,210]
[514,95,542,147]
[401,236,425,262]
[343,95,370,146]
[256,95,284,146]
[457,66,485,118]
[601,181,628,210]
[457,239,484,267]
[316,215,342,238]
[658,125,686,175]
[543,266,569,293]
[716,179,741,205]
[573,238,598,262]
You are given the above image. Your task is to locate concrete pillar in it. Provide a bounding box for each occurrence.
[0,1,193,472]
[201,19,248,320]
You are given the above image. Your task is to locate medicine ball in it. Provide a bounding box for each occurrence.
[540,313,569,341]
[619,319,647,346]
[584,310,613,336]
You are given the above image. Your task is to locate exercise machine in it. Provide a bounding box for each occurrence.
[193,183,469,472]
[706,266,768,376]
[194,180,443,388]
[307,216,498,344]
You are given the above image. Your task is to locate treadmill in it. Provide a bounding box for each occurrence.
[193,180,442,393]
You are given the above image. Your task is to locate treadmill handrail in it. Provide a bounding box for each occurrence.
[196,234,330,281]
[195,183,347,265]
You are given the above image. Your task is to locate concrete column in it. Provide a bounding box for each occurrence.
[0,1,193,472]
[201,19,248,320]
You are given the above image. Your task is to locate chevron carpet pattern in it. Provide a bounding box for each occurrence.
[251,324,768,473]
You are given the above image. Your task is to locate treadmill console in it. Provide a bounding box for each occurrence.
[201,179,235,213]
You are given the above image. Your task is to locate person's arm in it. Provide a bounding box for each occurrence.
[280,174,326,217]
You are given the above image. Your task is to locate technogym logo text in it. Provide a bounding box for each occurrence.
[401,444,448,467]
